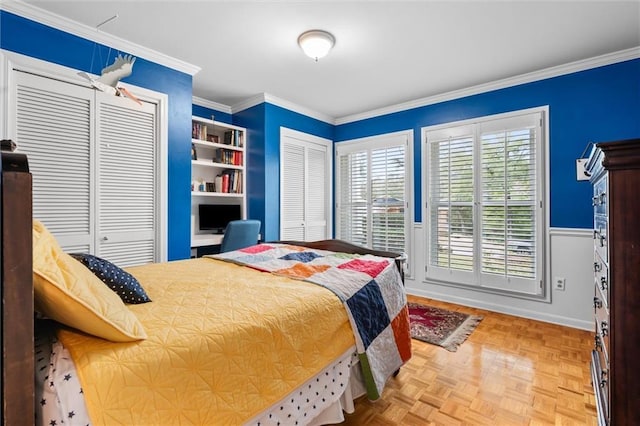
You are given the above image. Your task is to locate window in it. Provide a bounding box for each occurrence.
[425,109,545,296]
[336,132,410,255]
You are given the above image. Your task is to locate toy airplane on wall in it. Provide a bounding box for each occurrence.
[78,54,142,105]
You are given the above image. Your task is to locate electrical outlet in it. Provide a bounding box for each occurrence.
[554,276,566,291]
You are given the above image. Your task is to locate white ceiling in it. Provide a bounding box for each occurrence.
[20,1,640,120]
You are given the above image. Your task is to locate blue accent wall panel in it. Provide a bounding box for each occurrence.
[233,104,266,239]
[335,59,640,228]
[1,11,194,260]
[192,104,232,124]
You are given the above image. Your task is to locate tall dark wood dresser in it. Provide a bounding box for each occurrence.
[585,138,640,426]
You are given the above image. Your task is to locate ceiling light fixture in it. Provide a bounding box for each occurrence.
[297,30,335,62]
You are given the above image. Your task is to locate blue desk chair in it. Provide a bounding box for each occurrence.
[220,220,261,253]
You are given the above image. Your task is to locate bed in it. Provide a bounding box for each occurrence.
[1,150,411,425]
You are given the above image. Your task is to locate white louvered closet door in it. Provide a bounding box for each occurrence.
[96,94,157,267]
[305,144,329,240]
[14,71,94,253]
[280,142,306,240]
[12,69,159,266]
[280,129,332,241]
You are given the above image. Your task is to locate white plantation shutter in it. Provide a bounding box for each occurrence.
[280,129,331,241]
[428,130,474,274]
[426,110,543,295]
[15,71,94,251]
[280,142,305,240]
[336,133,408,254]
[338,151,368,247]
[305,145,328,241]
[370,146,406,252]
[97,95,157,266]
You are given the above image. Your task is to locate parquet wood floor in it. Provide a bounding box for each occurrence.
[340,295,597,426]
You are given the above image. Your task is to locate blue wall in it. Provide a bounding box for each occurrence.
[192,104,232,125]
[335,59,640,228]
[1,11,194,260]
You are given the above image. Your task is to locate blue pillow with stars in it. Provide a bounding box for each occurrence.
[70,253,151,304]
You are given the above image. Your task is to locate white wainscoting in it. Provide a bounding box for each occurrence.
[405,225,594,331]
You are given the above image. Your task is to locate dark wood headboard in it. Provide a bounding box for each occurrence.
[1,151,34,425]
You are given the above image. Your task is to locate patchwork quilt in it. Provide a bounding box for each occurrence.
[212,243,412,399]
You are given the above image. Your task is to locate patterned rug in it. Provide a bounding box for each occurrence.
[408,303,483,352]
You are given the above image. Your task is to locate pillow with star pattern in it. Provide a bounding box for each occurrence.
[70,253,151,304]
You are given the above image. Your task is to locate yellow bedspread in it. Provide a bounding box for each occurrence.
[57,258,354,425]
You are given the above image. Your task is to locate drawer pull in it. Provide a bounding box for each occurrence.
[599,368,608,388]
[594,335,602,350]
[592,195,600,206]
[593,297,602,309]
[593,230,606,246]
[593,262,602,272]
[600,321,608,337]
[600,276,608,291]
[599,192,606,205]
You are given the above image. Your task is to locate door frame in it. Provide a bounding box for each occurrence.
[279,127,333,241]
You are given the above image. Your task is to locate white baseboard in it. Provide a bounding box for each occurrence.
[406,285,594,331]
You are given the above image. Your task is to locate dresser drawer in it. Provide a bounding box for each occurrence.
[594,214,608,263]
[595,302,610,365]
[591,349,609,426]
[593,176,608,216]
[594,251,609,309]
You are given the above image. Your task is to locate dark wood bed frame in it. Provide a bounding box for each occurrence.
[1,151,34,425]
[0,151,405,424]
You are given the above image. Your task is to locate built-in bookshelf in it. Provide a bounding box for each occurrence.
[191,116,246,248]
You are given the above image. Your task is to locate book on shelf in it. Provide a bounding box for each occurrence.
[192,121,208,141]
[215,169,242,194]
[214,149,243,166]
[223,130,244,147]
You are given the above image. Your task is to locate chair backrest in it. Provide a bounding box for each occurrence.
[220,219,261,253]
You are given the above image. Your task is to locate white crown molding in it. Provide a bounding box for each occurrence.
[192,96,232,114]
[336,47,640,125]
[232,92,336,125]
[1,0,201,76]
[230,93,266,116]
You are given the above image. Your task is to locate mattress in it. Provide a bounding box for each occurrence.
[35,325,366,426]
[49,257,355,424]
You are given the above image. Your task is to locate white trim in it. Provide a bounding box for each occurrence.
[336,47,640,125]
[232,92,336,125]
[279,127,334,240]
[405,286,593,331]
[549,227,592,238]
[335,129,414,257]
[421,106,549,300]
[1,1,200,76]
[192,96,232,115]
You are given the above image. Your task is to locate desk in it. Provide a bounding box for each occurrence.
[191,233,224,247]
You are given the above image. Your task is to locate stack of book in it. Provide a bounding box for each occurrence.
[215,170,242,194]
[223,130,244,147]
[214,149,243,166]
[192,122,208,140]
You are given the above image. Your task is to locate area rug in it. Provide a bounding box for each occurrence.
[408,303,483,352]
